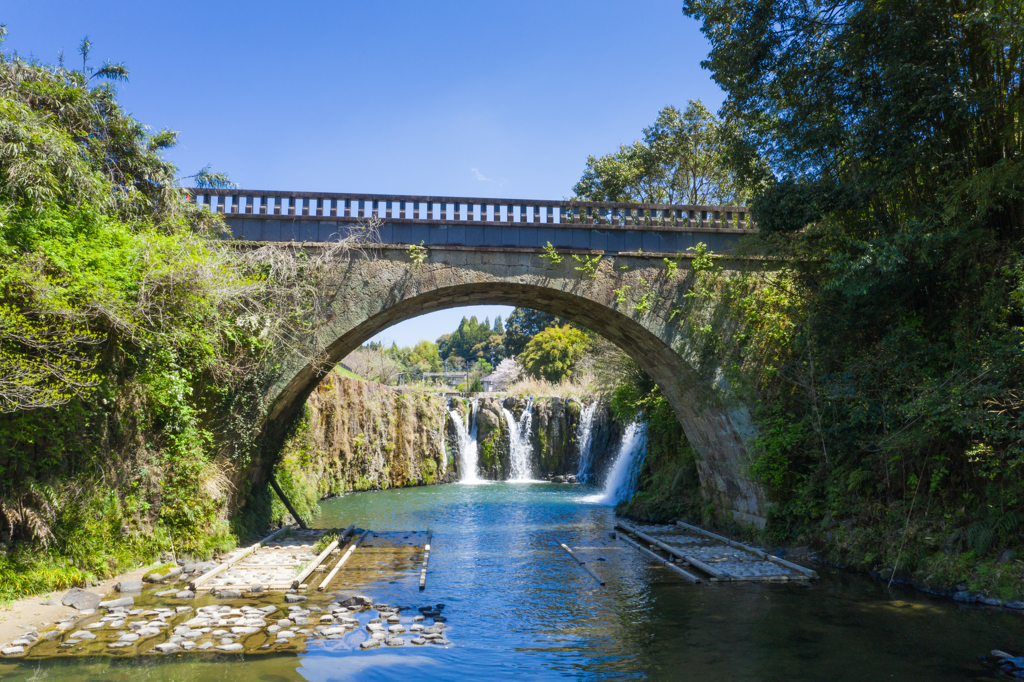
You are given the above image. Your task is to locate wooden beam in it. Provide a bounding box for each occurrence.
[618,521,732,580]
[291,531,346,589]
[617,532,701,584]
[317,530,369,591]
[418,530,433,591]
[269,476,307,529]
[555,540,605,586]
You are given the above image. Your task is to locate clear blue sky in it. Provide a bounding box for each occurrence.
[5,1,723,348]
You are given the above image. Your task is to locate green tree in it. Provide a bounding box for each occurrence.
[573,101,750,205]
[520,325,592,383]
[503,308,561,357]
[493,315,504,335]
[681,0,1024,574]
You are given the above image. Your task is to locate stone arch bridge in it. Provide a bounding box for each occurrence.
[196,189,767,526]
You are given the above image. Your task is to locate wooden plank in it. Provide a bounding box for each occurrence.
[418,529,433,591]
[555,540,605,586]
[618,521,732,581]
[317,530,369,591]
[291,533,343,589]
[617,532,701,584]
[675,520,818,579]
[269,476,307,529]
[190,524,296,590]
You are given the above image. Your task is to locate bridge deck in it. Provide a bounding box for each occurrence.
[192,189,755,254]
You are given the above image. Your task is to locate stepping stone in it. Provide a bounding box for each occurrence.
[360,639,380,649]
[385,636,405,647]
[231,626,260,635]
[175,591,195,600]
[216,643,244,652]
[114,580,144,592]
[100,597,134,609]
[285,594,307,603]
[1,646,24,656]
[411,637,428,645]
[155,590,177,598]
[432,638,451,646]
[153,642,181,653]
[197,642,214,650]
[69,631,96,640]
[388,625,405,634]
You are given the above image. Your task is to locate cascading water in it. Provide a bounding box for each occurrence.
[582,422,647,505]
[450,398,485,484]
[502,398,535,481]
[574,400,600,482]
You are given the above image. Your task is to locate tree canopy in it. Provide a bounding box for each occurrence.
[572,101,750,205]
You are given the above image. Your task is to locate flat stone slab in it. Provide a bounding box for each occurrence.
[115,579,144,592]
[100,597,135,609]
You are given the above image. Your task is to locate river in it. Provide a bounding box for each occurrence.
[2,482,1021,681]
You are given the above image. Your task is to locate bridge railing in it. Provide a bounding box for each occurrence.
[189,189,753,231]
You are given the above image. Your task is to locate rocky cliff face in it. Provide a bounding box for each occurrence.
[277,375,456,503]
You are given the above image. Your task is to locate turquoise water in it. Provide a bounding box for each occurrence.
[2,482,1021,681]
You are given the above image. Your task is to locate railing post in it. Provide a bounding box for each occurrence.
[386,201,392,219]
[399,201,406,220]
[373,200,379,219]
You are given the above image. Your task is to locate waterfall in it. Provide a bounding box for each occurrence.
[574,400,600,482]
[582,422,647,505]
[502,398,535,481]
[450,398,485,484]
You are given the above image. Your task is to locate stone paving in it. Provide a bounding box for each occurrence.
[629,523,811,581]
[203,529,324,591]
[1,528,448,659]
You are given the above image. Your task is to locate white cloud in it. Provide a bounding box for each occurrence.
[471,167,492,182]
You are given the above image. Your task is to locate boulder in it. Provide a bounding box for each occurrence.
[61,588,102,611]
[2,646,25,656]
[215,589,242,599]
[174,590,195,600]
[114,580,144,593]
[339,595,373,607]
[285,594,307,604]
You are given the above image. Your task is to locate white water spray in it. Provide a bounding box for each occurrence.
[574,400,600,482]
[502,398,535,481]
[582,422,647,505]
[450,398,485,484]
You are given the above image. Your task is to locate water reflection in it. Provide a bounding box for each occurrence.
[1,482,1020,681]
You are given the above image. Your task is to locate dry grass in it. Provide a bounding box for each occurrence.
[502,373,597,400]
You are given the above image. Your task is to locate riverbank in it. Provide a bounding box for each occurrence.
[0,565,152,649]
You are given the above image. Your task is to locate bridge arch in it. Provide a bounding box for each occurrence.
[259,246,767,526]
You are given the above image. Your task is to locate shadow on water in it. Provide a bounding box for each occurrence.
[3,482,1021,681]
